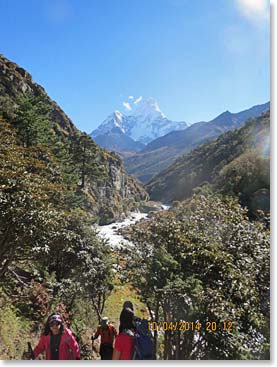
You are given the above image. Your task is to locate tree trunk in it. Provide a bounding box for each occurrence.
[92,299,101,323]
[153,301,159,359]
[100,293,106,316]
[0,257,12,279]
[176,328,181,359]
[67,292,77,312]
[81,159,85,188]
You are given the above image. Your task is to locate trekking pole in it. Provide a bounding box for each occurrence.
[27,342,35,360]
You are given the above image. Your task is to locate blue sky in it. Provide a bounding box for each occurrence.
[0,0,270,132]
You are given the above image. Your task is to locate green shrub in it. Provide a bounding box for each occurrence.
[0,288,32,359]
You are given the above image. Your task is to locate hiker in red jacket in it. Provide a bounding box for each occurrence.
[92,317,117,359]
[31,314,80,360]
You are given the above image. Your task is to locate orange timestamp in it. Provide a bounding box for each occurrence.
[147,321,233,332]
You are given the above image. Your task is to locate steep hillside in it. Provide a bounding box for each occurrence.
[0,54,148,224]
[124,102,269,183]
[146,111,270,217]
[0,55,76,136]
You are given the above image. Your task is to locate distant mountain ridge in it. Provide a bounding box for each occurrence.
[93,126,145,154]
[145,111,270,216]
[90,97,189,152]
[124,101,270,183]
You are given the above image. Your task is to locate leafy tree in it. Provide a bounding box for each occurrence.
[0,119,114,357]
[0,95,17,121]
[216,150,270,218]
[0,119,66,278]
[123,194,270,359]
[36,210,114,321]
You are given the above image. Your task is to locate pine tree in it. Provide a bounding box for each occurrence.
[71,132,104,188]
[14,92,53,147]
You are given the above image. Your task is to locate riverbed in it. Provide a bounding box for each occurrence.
[94,204,171,248]
[94,211,149,248]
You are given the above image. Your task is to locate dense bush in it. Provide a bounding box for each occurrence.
[0,97,114,358]
[0,288,32,359]
[122,194,270,359]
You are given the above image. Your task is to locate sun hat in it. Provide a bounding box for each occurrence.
[101,317,109,326]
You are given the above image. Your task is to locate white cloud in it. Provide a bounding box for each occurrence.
[128,96,134,100]
[235,0,269,22]
[123,102,132,111]
[134,96,143,104]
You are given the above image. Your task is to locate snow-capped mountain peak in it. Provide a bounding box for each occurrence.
[90,96,189,147]
[91,110,127,137]
[125,96,188,144]
[131,97,166,120]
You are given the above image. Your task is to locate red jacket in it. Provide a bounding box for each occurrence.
[34,327,80,360]
[94,324,117,345]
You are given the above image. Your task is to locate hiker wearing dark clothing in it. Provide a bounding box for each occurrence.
[120,300,154,360]
[113,307,136,360]
[122,300,141,325]
[123,300,134,310]
[92,317,117,360]
[28,314,80,360]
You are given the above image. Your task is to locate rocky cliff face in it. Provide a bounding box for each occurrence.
[85,151,149,224]
[0,54,148,224]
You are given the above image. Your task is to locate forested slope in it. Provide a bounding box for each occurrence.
[0,54,148,225]
[0,54,148,359]
[146,111,270,219]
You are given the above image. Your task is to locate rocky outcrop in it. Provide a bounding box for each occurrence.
[0,54,76,136]
[137,200,164,213]
[84,151,149,224]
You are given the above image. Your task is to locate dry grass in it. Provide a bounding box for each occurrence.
[103,277,148,328]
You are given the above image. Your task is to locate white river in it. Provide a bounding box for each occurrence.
[94,205,170,248]
[94,211,149,248]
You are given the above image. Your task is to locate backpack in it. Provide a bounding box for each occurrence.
[100,324,116,344]
[125,319,154,360]
[106,324,116,337]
